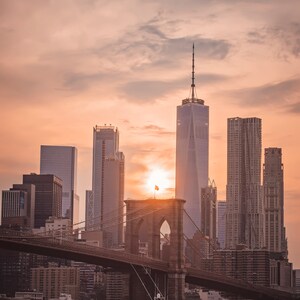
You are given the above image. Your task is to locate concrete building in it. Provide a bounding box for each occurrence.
[201,181,217,243]
[23,174,62,228]
[90,125,125,247]
[40,146,79,224]
[176,45,209,238]
[31,267,79,300]
[263,147,287,256]
[226,117,264,249]
[33,217,72,240]
[217,201,226,249]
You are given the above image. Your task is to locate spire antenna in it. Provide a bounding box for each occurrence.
[191,43,195,100]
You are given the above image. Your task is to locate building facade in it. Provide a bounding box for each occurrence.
[31,267,80,300]
[226,117,264,249]
[201,181,217,242]
[90,125,125,247]
[23,174,62,228]
[217,200,226,249]
[176,46,209,238]
[85,190,93,230]
[40,145,79,224]
[1,190,28,228]
[263,147,287,256]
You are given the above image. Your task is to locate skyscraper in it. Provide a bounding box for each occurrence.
[40,145,79,224]
[263,147,287,255]
[226,117,264,249]
[23,174,62,228]
[176,45,209,237]
[200,180,217,241]
[90,125,125,246]
[217,200,226,249]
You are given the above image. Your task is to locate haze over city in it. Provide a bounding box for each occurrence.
[1,0,300,269]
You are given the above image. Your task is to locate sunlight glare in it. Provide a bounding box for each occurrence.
[146,168,171,196]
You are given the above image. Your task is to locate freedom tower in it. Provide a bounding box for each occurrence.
[176,45,209,237]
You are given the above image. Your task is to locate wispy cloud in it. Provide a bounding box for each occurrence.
[286,102,300,114]
[225,77,300,108]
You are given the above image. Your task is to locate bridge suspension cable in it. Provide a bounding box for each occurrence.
[142,265,165,299]
[130,264,153,300]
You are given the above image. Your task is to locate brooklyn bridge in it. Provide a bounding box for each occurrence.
[0,198,298,300]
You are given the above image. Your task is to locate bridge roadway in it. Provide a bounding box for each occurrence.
[0,229,298,300]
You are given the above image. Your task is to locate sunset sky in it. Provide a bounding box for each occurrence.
[1,0,300,267]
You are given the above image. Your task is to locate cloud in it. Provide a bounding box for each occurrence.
[225,77,300,108]
[286,102,300,114]
[121,73,229,102]
[247,31,267,44]
[247,22,300,59]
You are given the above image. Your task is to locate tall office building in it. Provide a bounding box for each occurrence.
[200,180,217,241]
[176,45,209,237]
[90,125,125,247]
[23,174,62,228]
[263,148,287,255]
[226,117,264,249]
[217,200,226,249]
[40,146,79,224]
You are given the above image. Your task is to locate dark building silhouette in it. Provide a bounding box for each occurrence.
[23,174,62,228]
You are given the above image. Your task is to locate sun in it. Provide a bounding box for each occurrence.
[146,168,172,196]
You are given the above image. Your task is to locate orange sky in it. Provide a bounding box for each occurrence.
[1,0,300,267]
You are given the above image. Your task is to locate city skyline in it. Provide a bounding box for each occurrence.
[0,1,300,268]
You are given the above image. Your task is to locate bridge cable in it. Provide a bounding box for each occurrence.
[183,209,216,251]
[142,265,165,299]
[130,264,153,300]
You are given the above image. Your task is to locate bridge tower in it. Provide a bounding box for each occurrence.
[125,198,186,300]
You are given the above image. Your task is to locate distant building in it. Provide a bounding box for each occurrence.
[2,190,27,228]
[213,249,293,288]
[31,267,79,300]
[91,125,125,247]
[40,146,79,224]
[201,181,217,242]
[33,217,72,240]
[226,117,264,249]
[185,230,212,265]
[176,45,209,238]
[105,271,129,300]
[85,190,93,230]
[0,249,47,297]
[15,291,44,300]
[294,269,300,294]
[1,183,35,229]
[23,174,62,228]
[263,148,287,256]
[217,201,226,249]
